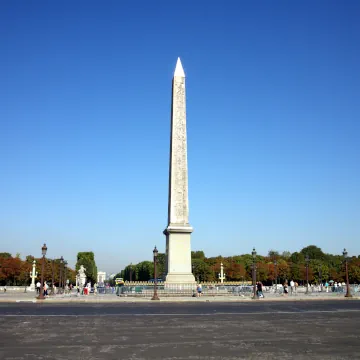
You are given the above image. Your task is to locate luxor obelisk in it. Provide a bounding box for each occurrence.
[164,58,195,284]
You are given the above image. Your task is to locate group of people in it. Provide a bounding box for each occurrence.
[36,281,74,296]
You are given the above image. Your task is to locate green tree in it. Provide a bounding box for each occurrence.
[0,252,12,259]
[75,252,97,284]
[290,252,304,264]
[191,251,206,260]
[136,261,153,281]
[300,245,325,261]
[282,251,291,259]
[268,250,279,258]
[192,258,211,282]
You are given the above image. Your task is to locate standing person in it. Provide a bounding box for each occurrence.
[43,281,48,297]
[36,281,41,294]
[283,282,288,296]
[257,281,264,298]
[290,280,295,295]
[196,283,202,297]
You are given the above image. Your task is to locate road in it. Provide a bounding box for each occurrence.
[0,300,359,359]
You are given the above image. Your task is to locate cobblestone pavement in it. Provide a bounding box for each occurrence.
[0,290,358,303]
[0,300,359,359]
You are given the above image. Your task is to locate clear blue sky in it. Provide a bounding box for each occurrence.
[1,1,359,274]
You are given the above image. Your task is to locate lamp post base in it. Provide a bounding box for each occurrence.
[345,293,353,298]
[151,295,160,301]
[36,295,45,300]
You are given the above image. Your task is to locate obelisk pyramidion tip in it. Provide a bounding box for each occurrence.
[174,57,185,77]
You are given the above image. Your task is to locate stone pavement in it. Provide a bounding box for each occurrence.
[1,301,360,359]
[0,291,358,303]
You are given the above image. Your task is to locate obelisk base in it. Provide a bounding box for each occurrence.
[164,225,196,284]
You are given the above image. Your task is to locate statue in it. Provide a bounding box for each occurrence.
[78,265,86,277]
[77,265,87,287]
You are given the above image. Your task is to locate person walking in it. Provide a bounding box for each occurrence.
[43,281,48,297]
[36,281,41,294]
[196,283,202,297]
[257,281,264,298]
[283,281,289,296]
[290,280,295,295]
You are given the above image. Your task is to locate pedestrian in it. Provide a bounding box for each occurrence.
[283,282,288,295]
[290,280,295,295]
[4,285,6,293]
[43,281,48,297]
[196,283,202,297]
[257,281,264,298]
[36,281,41,294]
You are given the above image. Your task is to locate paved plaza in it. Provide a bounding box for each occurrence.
[0,300,359,359]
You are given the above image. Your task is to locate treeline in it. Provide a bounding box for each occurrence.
[114,246,360,284]
[0,252,76,286]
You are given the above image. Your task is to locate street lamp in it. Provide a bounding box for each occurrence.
[252,247,257,299]
[273,259,278,289]
[37,243,47,300]
[305,254,310,294]
[151,246,160,300]
[58,256,64,294]
[51,259,55,295]
[129,263,133,282]
[343,249,352,298]
[318,265,322,292]
[64,260,68,291]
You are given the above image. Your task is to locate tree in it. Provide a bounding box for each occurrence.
[0,252,12,259]
[268,250,279,258]
[136,261,153,281]
[191,251,206,260]
[192,258,211,282]
[300,245,325,261]
[290,252,304,264]
[256,262,269,283]
[75,252,97,284]
[282,251,291,260]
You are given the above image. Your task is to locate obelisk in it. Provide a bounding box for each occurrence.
[164,58,195,284]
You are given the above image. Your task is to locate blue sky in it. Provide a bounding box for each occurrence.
[1,1,359,274]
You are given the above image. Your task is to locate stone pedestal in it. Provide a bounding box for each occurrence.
[164,225,195,283]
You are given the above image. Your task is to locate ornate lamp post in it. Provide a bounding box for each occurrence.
[252,247,257,299]
[129,263,133,282]
[273,259,278,289]
[37,243,47,300]
[51,259,55,295]
[64,260,68,291]
[151,246,160,301]
[343,249,352,298]
[58,256,64,294]
[305,254,310,294]
[318,265,322,291]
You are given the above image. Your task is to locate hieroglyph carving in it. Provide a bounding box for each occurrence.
[170,77,189,225]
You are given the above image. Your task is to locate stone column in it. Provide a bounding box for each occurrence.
[218,263,226,284]
[29,260,37,291]
[164,58,195,284]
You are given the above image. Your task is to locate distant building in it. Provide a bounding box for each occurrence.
[97,271,106,283]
